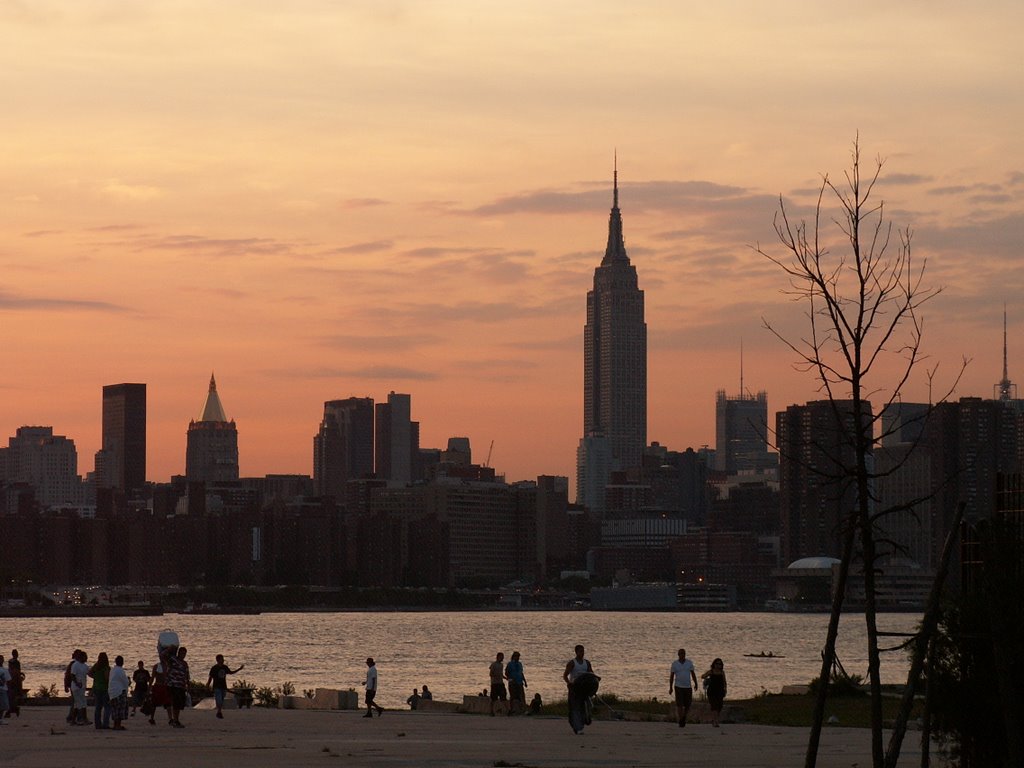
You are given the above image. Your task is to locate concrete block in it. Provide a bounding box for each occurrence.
[459,695,495,714]
[279,695,315,710]
[416,699,460,713]
[312,688,360,710]
[312,688,341,709]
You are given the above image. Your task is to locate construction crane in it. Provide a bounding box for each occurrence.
[484,440,495,468]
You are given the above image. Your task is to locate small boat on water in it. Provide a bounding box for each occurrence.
[743,652,785,658]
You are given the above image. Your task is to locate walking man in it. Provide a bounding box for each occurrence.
[6,650,23,717]
[207,654,245,719]
[505,651,527,715]
[488,652,507,716]
[161,645,189,728]
[363,657,383,717]
[563,644,597,735]
[669,648,698,728]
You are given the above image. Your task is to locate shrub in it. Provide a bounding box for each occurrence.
[808,672,865,697]
[254,686,279,708]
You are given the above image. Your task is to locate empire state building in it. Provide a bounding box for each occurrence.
[577,165,647,509]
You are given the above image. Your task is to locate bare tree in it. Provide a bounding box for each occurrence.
[757,137,957,768]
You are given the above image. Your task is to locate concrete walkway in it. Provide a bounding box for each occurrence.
[0,707,950,767]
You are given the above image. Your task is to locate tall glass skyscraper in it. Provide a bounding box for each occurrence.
[578,164,647,506]
[101,382,147,492]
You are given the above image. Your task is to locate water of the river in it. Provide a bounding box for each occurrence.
[0,611,920,707]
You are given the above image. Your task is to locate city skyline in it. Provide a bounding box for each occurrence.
[3,2,1022,485]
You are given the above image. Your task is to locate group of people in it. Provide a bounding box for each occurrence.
[669,648,728,728]
[0,650,25,721]
[405,684,433,710]
[61,650,132,730]
[486,650,532,716]
[4,644,727,733]
[54,645,245,730]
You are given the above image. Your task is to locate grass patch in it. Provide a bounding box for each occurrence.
[545,694,671,719]
[735,693,922,728]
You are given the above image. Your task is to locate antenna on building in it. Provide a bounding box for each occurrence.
[996,305,1017,401]
[1003,304,1009,386]
[613,149,618,209]
[740,338,744,398]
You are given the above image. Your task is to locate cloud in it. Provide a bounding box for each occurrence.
[450,357,541,383]
[400,246,454,260]
[318,333,442,352]
[929,185,971,196]
[881,173,933,186]
[102,180,163,201]
[929,182,1005,197]
[375,298,566,326]
[968,193,1013,205]
[463,179,754,217]
[138,234,293,257]
[23,229,63,238]
[340,198,389,209]
[917,211,1024,262]
[502,334,579,352]
[326,239,394,255]
[0,290,130,313]
[305,365,439,381]
[87,224,146,232]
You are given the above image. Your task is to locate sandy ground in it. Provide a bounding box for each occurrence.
[0,706,950,768]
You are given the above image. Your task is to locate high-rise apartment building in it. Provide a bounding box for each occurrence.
[375,392,418,487]
[100,383,147,492]
[1,426,82,507]
[313,397,375,498]
[186,374,239,482]
[578,164,647,502]
[715,389,775,474]
[776,400,869,564]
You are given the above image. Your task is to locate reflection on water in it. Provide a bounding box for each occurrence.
[1,611,920,706]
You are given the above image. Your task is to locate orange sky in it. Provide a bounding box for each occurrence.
[3,1,1023,486]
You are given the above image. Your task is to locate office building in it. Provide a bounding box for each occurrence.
[100,383,146,492]
[186,374,239,482]
[313,397,374,498]
[715,389,775,474]
[580,162,647,486]
[375,392,418,487]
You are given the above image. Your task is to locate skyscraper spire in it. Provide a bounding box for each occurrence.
[199,372,229,422]
[602,154,629,266]
[613,149,618,209]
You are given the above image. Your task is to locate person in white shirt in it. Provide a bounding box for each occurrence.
[108,656,131,731]
[363,657,383,718]
[70,651,91,725]
[669,648,698,728]
[563,644,596,734]
[0,655,11,721]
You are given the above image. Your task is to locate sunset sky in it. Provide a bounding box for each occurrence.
[3,1,1023,487]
